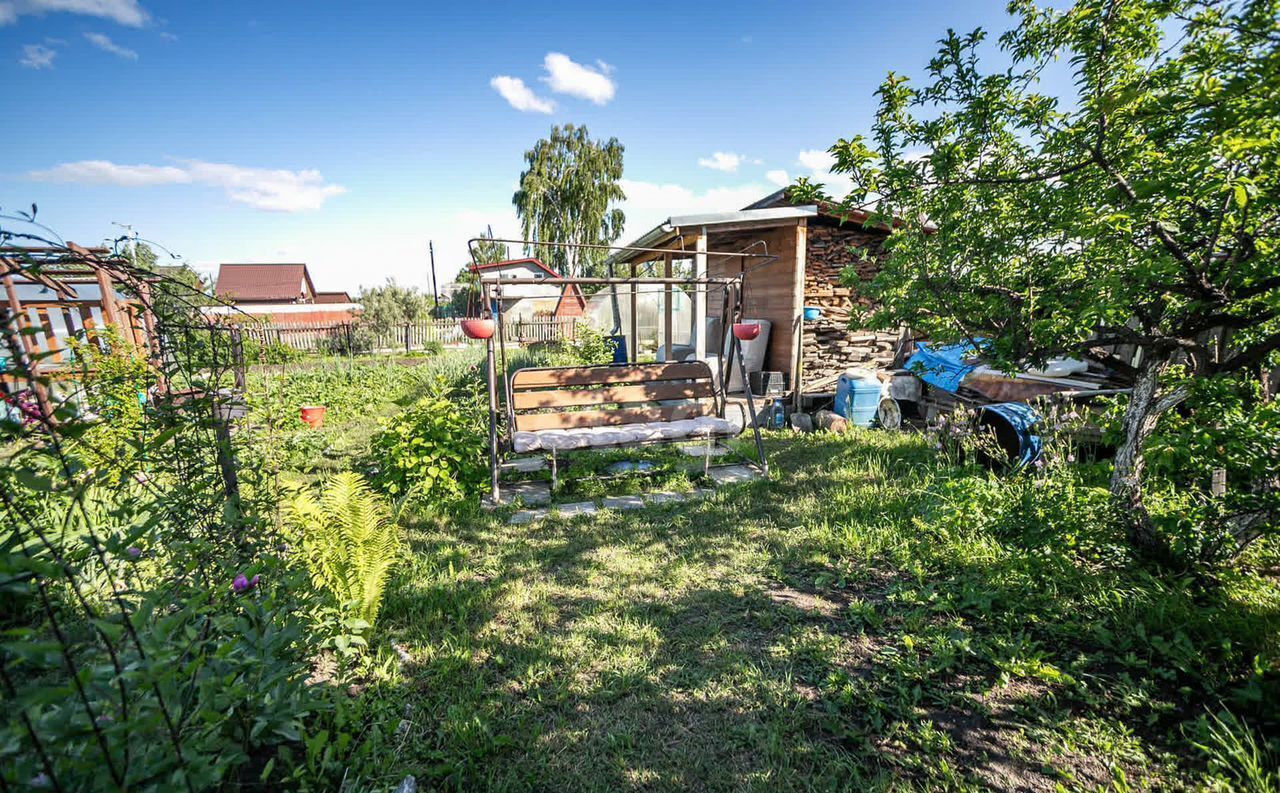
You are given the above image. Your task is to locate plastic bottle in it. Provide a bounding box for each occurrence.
[770,399,786,429]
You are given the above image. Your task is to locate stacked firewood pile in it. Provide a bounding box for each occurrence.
[802,225,899,383]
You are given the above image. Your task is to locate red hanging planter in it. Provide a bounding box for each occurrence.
[299,405,327,429]
[732,323,761,341]
[460,318,496,340]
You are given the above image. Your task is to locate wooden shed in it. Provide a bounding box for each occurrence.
[606,190,906,397]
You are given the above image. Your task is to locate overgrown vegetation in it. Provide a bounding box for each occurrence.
[361,430,1279,791]
[793,0,1280,567]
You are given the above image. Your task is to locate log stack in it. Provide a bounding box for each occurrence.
[802,224,899,383]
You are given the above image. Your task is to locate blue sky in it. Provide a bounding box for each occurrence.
[3,0,1027,293]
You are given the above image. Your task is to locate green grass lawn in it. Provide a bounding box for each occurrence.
[357,430,1280,792]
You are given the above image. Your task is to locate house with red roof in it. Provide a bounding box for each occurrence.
[205,263,361,325]
[469,258,586,321]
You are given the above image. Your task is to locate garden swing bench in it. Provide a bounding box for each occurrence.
[464,239,774,503]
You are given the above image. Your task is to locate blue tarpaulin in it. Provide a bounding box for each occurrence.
[906,342,979,394]
[980,402,1044,468]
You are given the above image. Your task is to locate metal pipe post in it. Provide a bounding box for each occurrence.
[731,280,769,478]
[484,283,500,502]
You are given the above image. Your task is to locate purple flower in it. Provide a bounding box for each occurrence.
[231,573,258,594]
[126,546,141,559]
[1066,453,1076,463]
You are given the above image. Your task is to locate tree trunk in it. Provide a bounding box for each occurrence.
[1109,352,1190,563]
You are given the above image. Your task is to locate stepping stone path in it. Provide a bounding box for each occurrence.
[506,464,760,525]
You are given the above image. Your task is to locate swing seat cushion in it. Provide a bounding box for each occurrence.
[510,414,744,453]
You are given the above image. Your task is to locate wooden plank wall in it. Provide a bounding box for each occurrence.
[705,222,803,388]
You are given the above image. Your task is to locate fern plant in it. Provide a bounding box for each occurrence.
[285,472,402,626]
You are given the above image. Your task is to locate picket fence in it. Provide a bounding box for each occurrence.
[242,317,578,354]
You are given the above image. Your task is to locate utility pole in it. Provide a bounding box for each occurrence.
[428,241,440,316]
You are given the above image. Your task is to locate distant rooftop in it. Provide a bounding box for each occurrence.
[215,263,316,303]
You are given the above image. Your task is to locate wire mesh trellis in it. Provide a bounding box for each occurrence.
[0,213,327,790]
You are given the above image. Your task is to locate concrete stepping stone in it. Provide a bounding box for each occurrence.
[482,480,551,510]
[602,494,647,510]
[502,457,548,473]
[707,465,759,485]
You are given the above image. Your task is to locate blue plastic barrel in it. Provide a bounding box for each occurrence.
[834,370,881,427]
[608,334,628,364]
[978,402,1043,468]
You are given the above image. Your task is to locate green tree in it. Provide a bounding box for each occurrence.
[471,225,510,266]
[512,124,626,277]
[444,226,506,317]
[793,0,1280,562]
[357,279,433,336]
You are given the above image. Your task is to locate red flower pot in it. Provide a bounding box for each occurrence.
[299,405,327,429]
[732,323,762,341]
[460,318,496,340]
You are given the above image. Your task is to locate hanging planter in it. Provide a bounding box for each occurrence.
[732,323,762,341]
[460,318,496,340]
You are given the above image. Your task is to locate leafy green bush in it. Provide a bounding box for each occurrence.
[242,337,305,365]
[545,322,616,367]
[286,473,402,632]
[369,395,486,504]
[0,460,330,790]
[64,327,157,478]
[1137,375,1280,566]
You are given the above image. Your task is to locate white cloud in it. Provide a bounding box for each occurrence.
[795,148,853,198]
[541,52,615,105]
[765,169,790,187]
[29,158,347,212]
[0,0,148,26]
[617,178,769,241]
[31,160,185,185]
[84,31,137,59]
[797,149,835,172]
[19,42,55,68]
[489,75,555,113]
[158,30,175,41]
[697,152,744,172]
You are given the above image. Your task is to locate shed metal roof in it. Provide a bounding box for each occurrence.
[605,205,818,265]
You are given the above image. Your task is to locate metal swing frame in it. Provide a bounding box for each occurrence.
[466,239,776,503]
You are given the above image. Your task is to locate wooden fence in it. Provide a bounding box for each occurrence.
[241,317,578,354]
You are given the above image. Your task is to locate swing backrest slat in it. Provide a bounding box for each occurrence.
[509,361,719,433]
